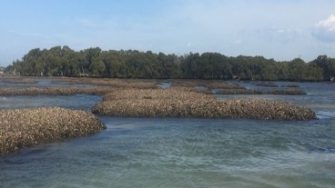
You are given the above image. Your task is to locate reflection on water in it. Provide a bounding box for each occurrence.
[158,81,171,89]
[0,81,335,188]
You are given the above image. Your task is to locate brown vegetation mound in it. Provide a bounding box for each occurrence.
[56,77,159,89]
[93,88,316,120]
[0,76,38,84]
[270,88,306,95]
[0,107,105,155]
[214,88,306,95]
[171,79,244,89]
[0,87,113,96]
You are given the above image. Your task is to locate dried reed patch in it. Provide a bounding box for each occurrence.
[171,80,244,89]
[216,99,316,120]
[206,81,245,89]
[93,88,316,120]
[0,87,114,96]
[0,107,105,155]
[270,88,306,95]
[0,76,37,84]
[171,79,202,87]
[213,88,263,95]
[55,77,159,89]
[214,88,306,95]
[102,88,211,101]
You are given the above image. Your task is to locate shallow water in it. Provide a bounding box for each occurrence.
[0,95,101,111]
[1,118,334,188]
[0,81,335,188]
[158,80,171,89]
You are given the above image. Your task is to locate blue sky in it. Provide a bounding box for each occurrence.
[0,0,335,65]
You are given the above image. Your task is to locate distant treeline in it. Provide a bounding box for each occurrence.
[5,46,335,81]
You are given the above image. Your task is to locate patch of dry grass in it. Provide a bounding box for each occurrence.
[214,88,263,95]
[0,107,105,155]
[93,88,316,120]
[0,78,306,97]
[171,79,244,89]
[102,87,210,101]
[216,99,315,120]
[270,88,306,95]
[55,77,159,89]
[0,87,114,96]
[0,76,38,84]
[171,79,202,88]
[206,81,245,89]
[214,88,306,95]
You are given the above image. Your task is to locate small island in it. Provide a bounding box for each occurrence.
[0,107,105,155]
[93,87,316,120]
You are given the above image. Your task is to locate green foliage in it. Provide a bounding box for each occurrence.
[311,55,335,81]
[6,46,332,81]
[89,60,106,76]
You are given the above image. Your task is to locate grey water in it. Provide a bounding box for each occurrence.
[0,82,335,188]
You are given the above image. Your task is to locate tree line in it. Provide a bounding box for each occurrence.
[5,46,335,81]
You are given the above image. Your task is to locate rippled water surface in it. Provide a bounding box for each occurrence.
[0,81,334,188]
[0,95,101,110]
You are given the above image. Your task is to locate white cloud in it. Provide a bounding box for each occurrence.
[313,14,335,42]
[317,14,335,31]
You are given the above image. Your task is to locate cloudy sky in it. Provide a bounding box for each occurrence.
[0,0,334,65]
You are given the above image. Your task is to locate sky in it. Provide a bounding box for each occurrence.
[0,0,335,66]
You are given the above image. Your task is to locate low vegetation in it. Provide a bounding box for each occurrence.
[93,88,316,120]
[0,75,308,96]
[0,107,105,155]
[213,88,262,95]
[0,76,37,84]
[270,88,306,95]
[0,87,113,96]
[206,81,244,89]
[212,87,306,95]
[170,80,306,95]
[171,79,245,89]
[55,77,159,89]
